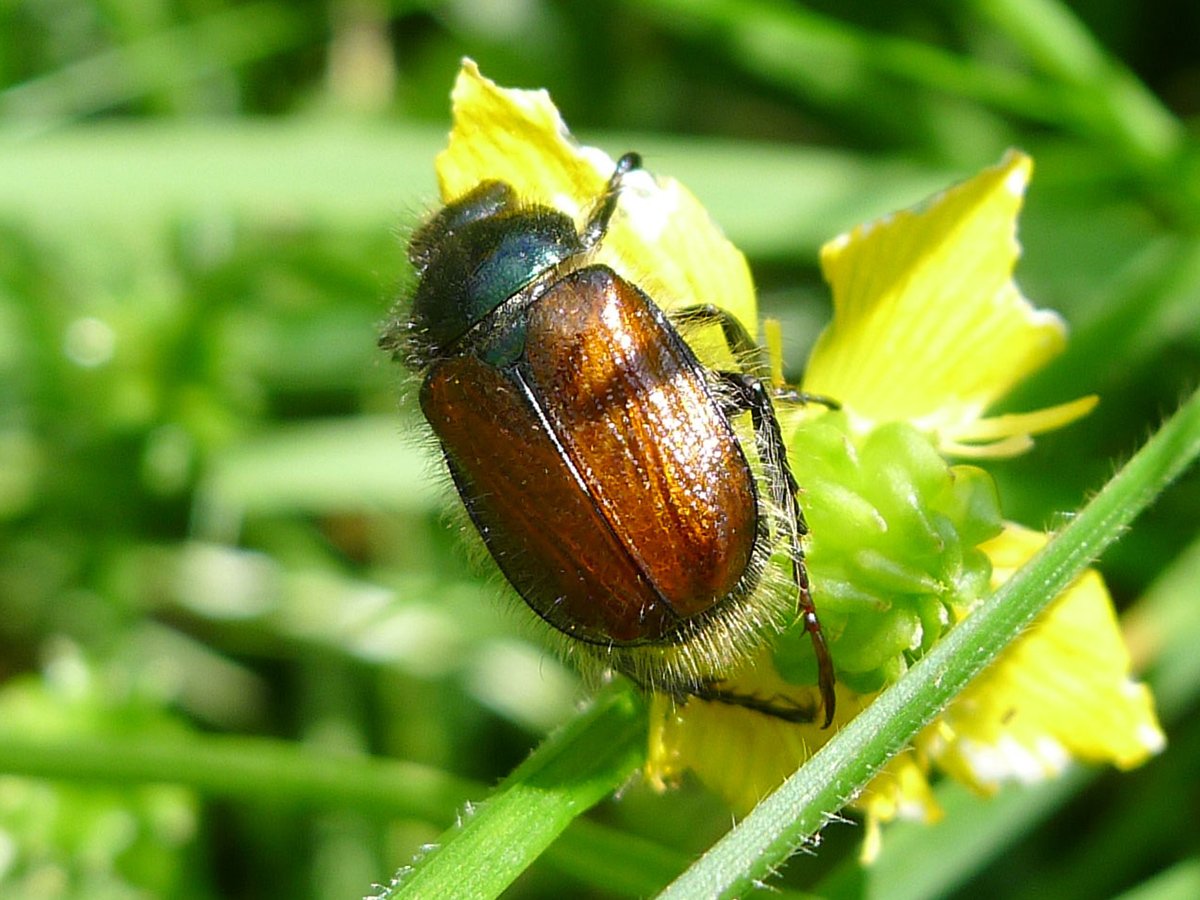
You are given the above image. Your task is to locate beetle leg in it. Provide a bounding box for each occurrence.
[689,683,822,724]
[719,370,836,728]
[674,303,770,380]
[672,303,835,726]
[772,385,841,410]
[673,304,840,409]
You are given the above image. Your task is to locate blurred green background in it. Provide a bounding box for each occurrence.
[1,1,1198,898]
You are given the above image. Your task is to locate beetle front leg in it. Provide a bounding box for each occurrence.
[673,304,840,410]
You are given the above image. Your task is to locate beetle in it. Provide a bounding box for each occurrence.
[383,152,835,726]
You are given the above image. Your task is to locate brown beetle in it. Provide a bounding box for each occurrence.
[384,153,835,725]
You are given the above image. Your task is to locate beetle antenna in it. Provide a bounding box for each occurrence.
[580,152,642,250]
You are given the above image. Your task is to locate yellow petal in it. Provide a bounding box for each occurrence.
[645,659,857,815]
[941,395,1099,458]
[855,749,942,864]
[437,59,608,215]
[804,152,1073,451]
[435,60,757,329]
[917,524,1165,792]
[646,670,942,864]
[646,683,833,815]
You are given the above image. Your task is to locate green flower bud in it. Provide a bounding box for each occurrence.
[773,412,1003,690]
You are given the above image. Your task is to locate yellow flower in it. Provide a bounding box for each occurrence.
[436,59,757,334]
[803,150,1097,457]
[433,61,1164,858]
[921,524,1165,790]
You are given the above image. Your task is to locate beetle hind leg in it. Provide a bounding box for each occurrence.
[688,682,822,725]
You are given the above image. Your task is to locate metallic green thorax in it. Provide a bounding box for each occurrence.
[408,181,582,356]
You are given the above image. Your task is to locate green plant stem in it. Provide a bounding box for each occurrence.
[641,0,1060,122]
[817,531,1200,899]
[0,729,478,821]
[0,2,313,136]
[382,683,647,900]
[660,384,1200,899]
[1115,856,1200,900]
[642,0,1185,177]
[0,691,676,896]
[972,0,1184,167]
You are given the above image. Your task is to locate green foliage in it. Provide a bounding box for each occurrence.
[0,1,1198,898]
[0,657,199,899]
